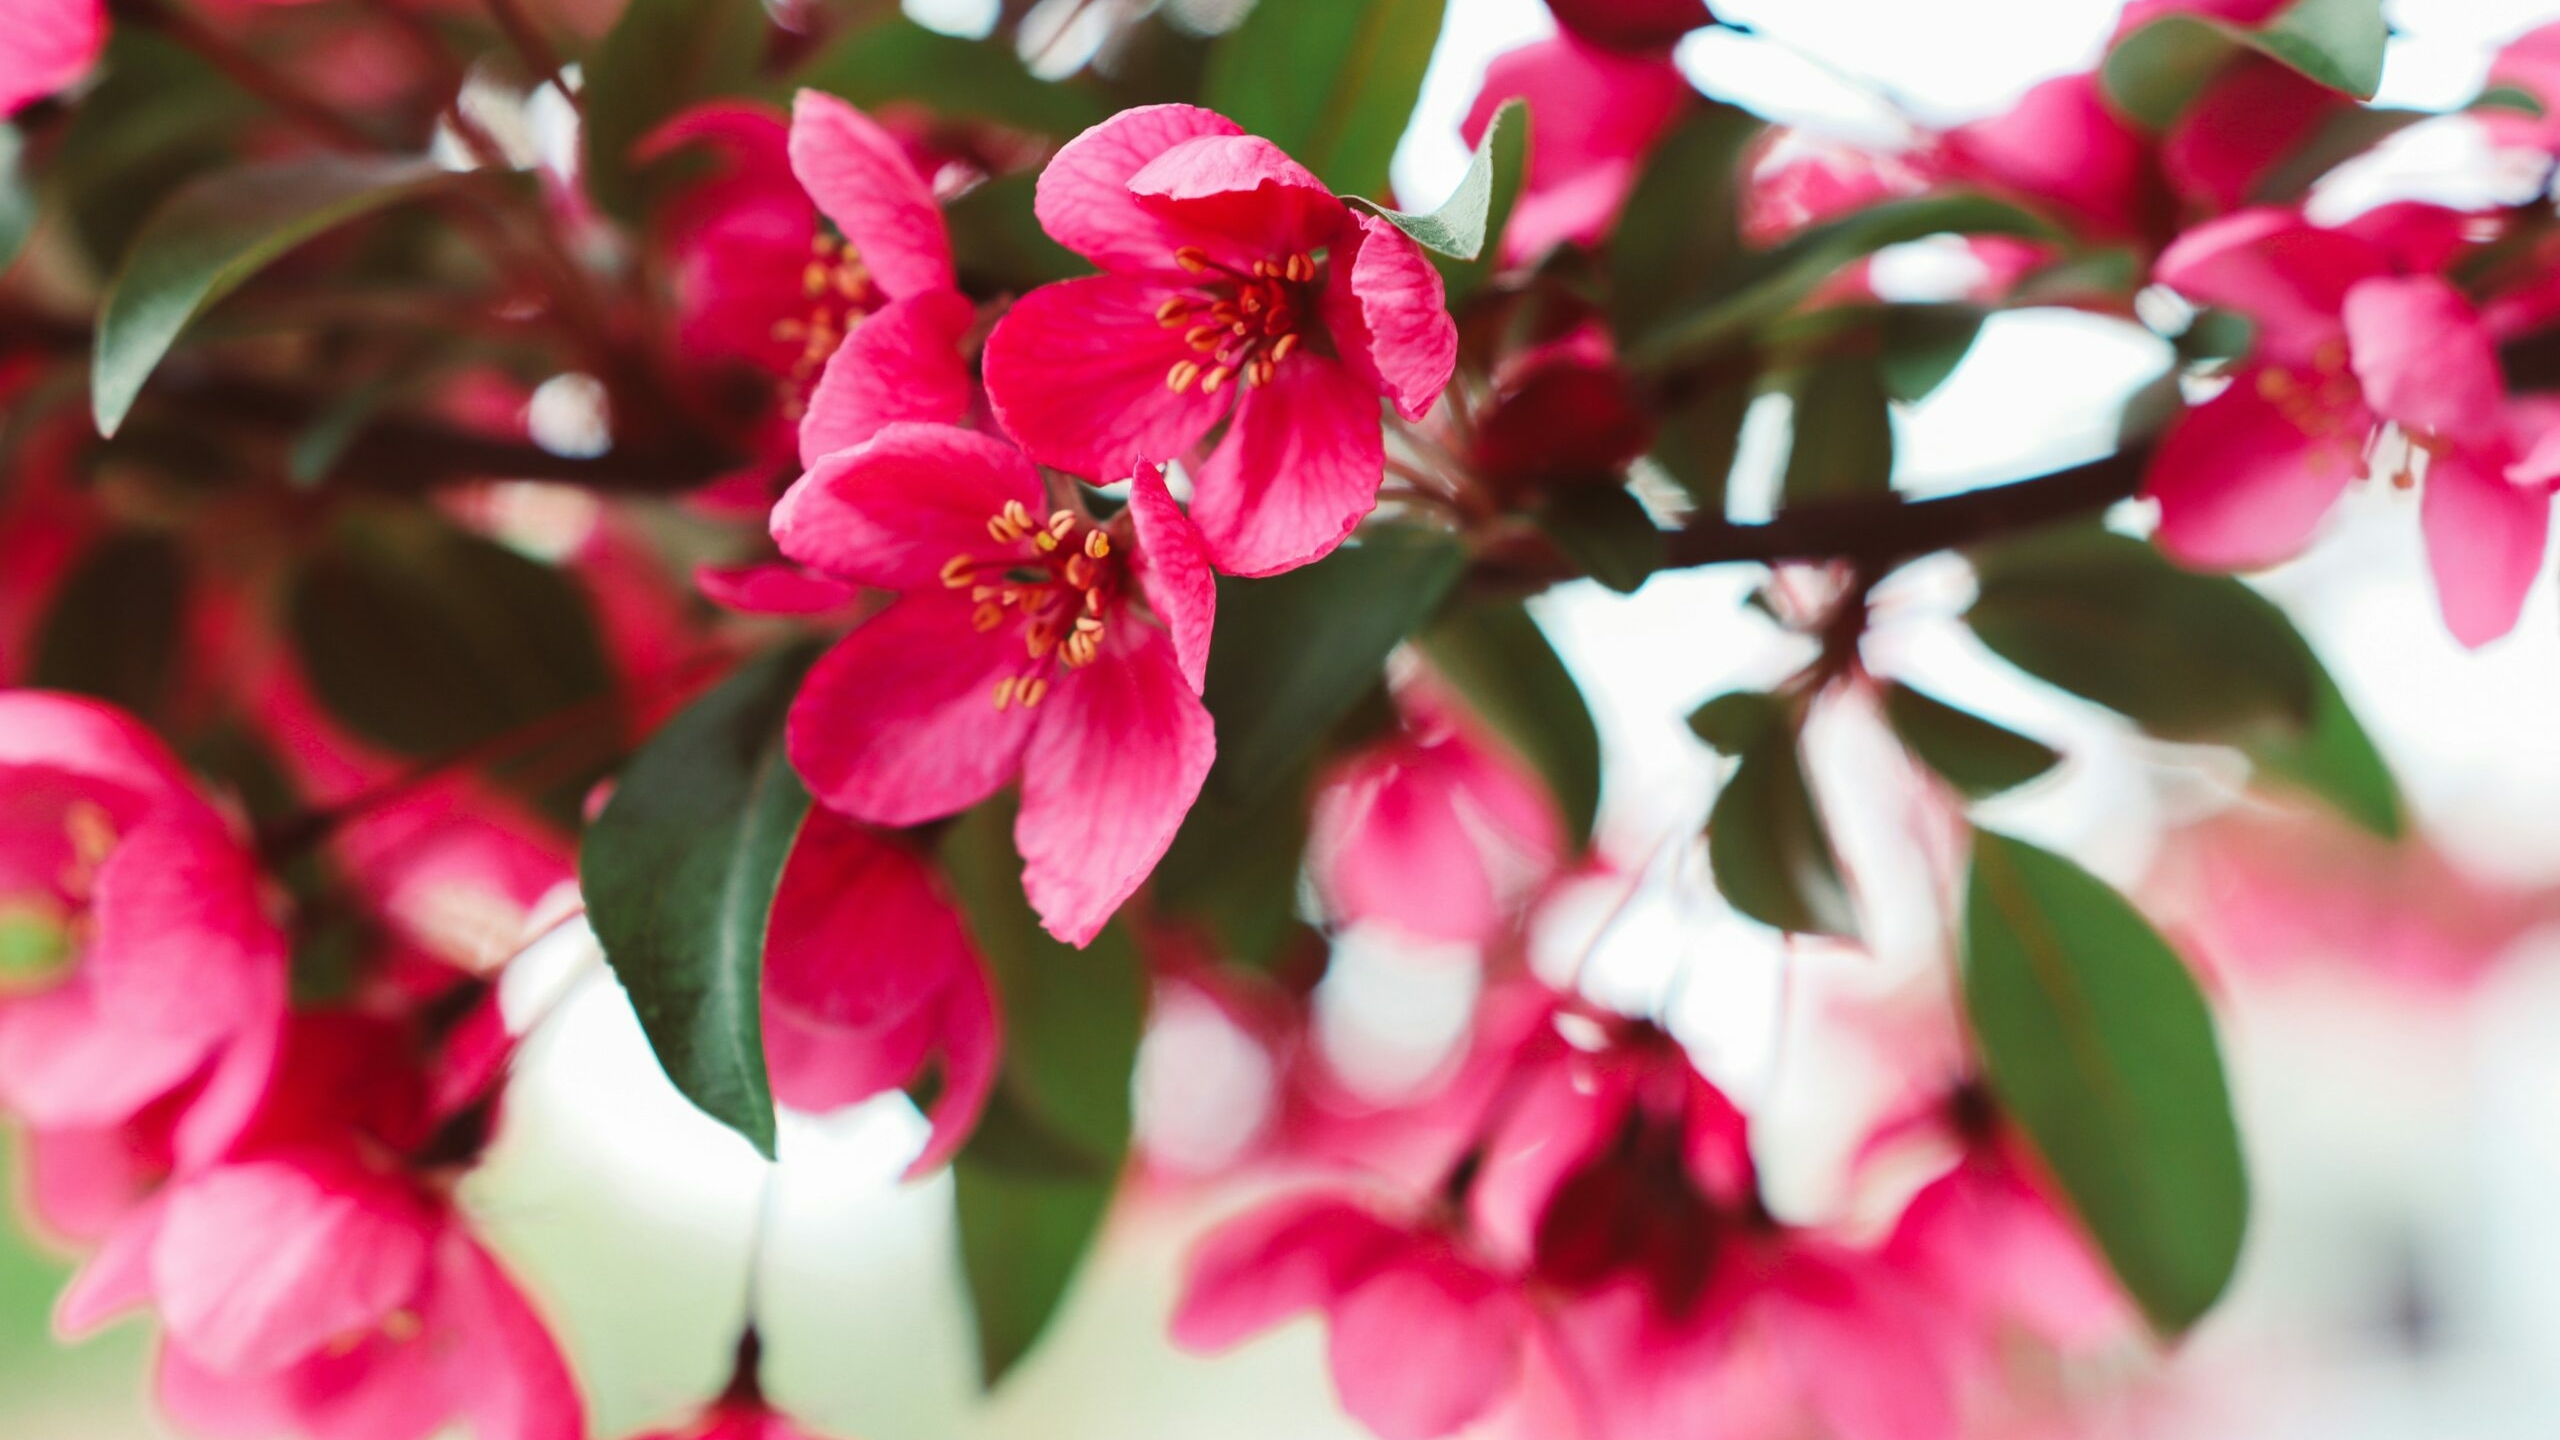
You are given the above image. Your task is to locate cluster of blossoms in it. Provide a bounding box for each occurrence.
[3,0,2558,1436]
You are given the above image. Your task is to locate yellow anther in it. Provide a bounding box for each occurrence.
[1066,554,1095,588]
[973,603,1004,632]
[941,555,978,588]
[1003,500,1036,532]
[1034,530,1060,552]
[1201,365,1234,395]
[1156,297,1193,325]
[64,802,116,871]
[1270,333,1301,364]
[1048,510,1077,536]
[1186,325,1226,352]
[1025,619,1059,657]
[1017,677,1050,709]
[992,676,1017,710]
[1084,531,1111,560]
[1247,357,1276,387]
[1175,246,1214,272]
[1168,360,1203,393]
[804,262,830,296]
[1285,253,1316,282]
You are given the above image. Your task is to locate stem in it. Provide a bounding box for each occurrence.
[116,0,382,152]
[483,0,579,112]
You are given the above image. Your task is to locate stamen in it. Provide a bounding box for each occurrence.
[1201,365,1234,395]
[992,677,1017,710]
[1084,531,1111,560]
[1186,325,1227,352]
[973,603,1004,632]
[1269,333,1301,364]
[1168,360,1203,393]
[1175,246,1214,273]
[1156,297,1193,325]
[1285,253,1317,283]
[1017,677,1049,709]
[941,555,979,588]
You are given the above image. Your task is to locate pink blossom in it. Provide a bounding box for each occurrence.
[1463,37,1693,265]
[760,808,998,1174]
[981,104,1457,576]
[1311,684,1563,945]
[1544,0,1712,54]
[772,422,1217,946]
[634,1400,829,1440]
[2145,206,2559,645]
[0,0,104,116]
[1939,74,2168,244]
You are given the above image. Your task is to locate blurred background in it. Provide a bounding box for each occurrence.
[18,0,2560,1436]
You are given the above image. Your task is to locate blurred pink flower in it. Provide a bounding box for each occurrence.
[0,0,104,115]
[1462,37,1693,264]
[1545,0,1711,53]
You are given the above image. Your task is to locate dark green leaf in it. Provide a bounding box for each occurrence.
[1538,483,1664,593]
[1606,102,1759,352]
[2243,643,2401,838]
[953,1158,1113,1388]
[288,368,413,488]
[1963,828,2249,1334]
[791,18,1111,140]
[1686,690,1779,755]
[92,156,450,436]
[1878,304,1986,403]
[583,0,770,222]
[1651,374,1754,511]
[582,644,821,1160]
[1780,354,1896,503]
[2104,0,2386,129]
[1202,0,1448,197]
[1202,527,1467,802]
[1426,99,1528,307]
[1967,528,2315,744]
[2475,84,2546,118]
[1151,764,1312,968]
[944,172,1086,291]
[1708,714,1854,935]
[1416,602,1603,849]
[31,532,186,721]
[1353,96,1521,260]
[49,32,261,274]
[2173,308,2256,366]
[1881,683,2059,798]
[2248,106,2425,204]
[0,125,33,276]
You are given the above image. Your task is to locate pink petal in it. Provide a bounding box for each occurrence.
[0,979,218,1129]
[787,90,955,301]
[2145,374,2363,571]
[786,596,1036,828]
[1127,134,1347,272]
[1190,358,1386,577]
[171,1000,286,1169]
[2343,275,2507,442]
[1547,0,1712,51]
[56,1193,167,1337]
[764,808,977,1034]
[1035,104,1244,274]
[1940,73,2159,241]
[1313,745,1504,944]
[905,959,1000,1177]
[155,1344,304,1440]
[153,1159,436,1375]
[1466,1061,1622,1265]
[1125,464,1217,694]
[1015,626,1215,946]
[1766,1250,1960,1440]
[2155,209,2388,366]
[2507,396,2560,486]
[1463,38,1690,262]
[772,421,1045,590]
[85,813,281,1040]
[2162,57,2343,212]
[0,0,104,116]
[0,690,192,805]
[2422,447,2550,649]
[981,274,1229,482]
[437,1230,586,1440]
[1171,1195,1403,1352]
[1318,214,1458,422]
[24,1124,160,1243]
[1327,1249,1527,1440]
[764,981,934,1113]
[797,289,978,467]
[694,561,863,617]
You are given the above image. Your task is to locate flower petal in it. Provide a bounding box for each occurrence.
[1464,38,1690,262]
[56,1193,166,1338]
[439,1230,586,1440]
[694,561,863,617]
[0,690,193,805]
[906,960,1000,1177]
[2145,374,2362,571]
[1313,745,1503,943]
[981,274,1229,482]
[0,978,219,1129]
[1015,625,1215,946]
[2343,275,2507,442]
[0,0,105,116]
[2155,208,2389,364]
[772,421,1045,590]
[1035,103,1244,273]
[1318,214,1457,422]
[1127,134,1346,271]
[1547,0,1712,50]
[797,289,978,467]
[2422,447,2550,649]
[1126,464,1217,694]
[1327,1249,1527,1440]
[786,597,1036,827]
[765,808,977,1034]
[85,812,281,1040]
[763,981,934,1114]
[1171,1195,1403,1352]
[787,90,955,300]
[1190,358,1385,576]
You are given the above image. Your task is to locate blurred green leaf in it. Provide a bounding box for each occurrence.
[792,18,1110,140]
[1353,95,1522,262]
[1878,303,1986,403]
[1607,101,1759,353]
[953,1159,1114,1388]
[584,0,770,222]
[1686,689,1779,755]
[1417,601,1603,850]
[0,125,33,275]
[2249,105,2426,204]
[1967,528,2315,744]
[1651,373,1754,511]
[1780,353,1896,502]
[944,172,1086,291]
[1881,683,2059,798]
[2244,644,2401,838]
[1708,708,1854,935]
[2104,0,2386,128]
[1203,0,1448,197]
[31,531,186,721]
[92,155,449,436]
[1201,527,1466,803]
[1151,762,1312,968]
[1963,828,2249,1334]
[1538,483,1664,593]
[50,32,260,273]
[583,643,818,1161]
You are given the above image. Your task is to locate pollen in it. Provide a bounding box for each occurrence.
[943,501,1131,711]
[1155,248,1323,396]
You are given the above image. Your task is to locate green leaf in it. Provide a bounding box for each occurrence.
[1651,374,1754,511]
[1428,100,1528,307]
[1878,304,1986,403]
[1881,683,2060,798]
[582,644,820,1160]
[0,125,33,276]
[2247,105,2426,204]
[2173,307,2256,366]
[1538,483,1664,593]
[940,798,1143,1385]
[1963,828,2249,1334]
[48,31,261,274]
[1708,714,1855,936]
[1607,102,1760,353]
[1686,690,1780,755]
[1352,96,1522,262]
[1967,528,2315,745]
[2104,0,2387,129]
[583,0,770,223]
[944,171,1086,291]
[1202,0,1448,197]
[31,532,187,721]
[1201,527,1467,803]
[92,155,450,437]
[1416,602,1604,850]
[791,18,1111,140]
[1151,764,1313,968]
[1629,193,2052,371]
[2243,643,2401,838]
[1779,354,1896,503]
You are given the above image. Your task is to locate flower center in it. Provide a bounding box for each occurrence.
[2254,339,2374,480]
[772,232,884,413]
[1156,247,1320,397]
[940,500,1124,711]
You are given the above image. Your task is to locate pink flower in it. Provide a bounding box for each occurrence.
[0,692,286,1160]
[772,422,1217,946]
[635,1400,828,1440]
[1463,326,1655,499]
[1544,0,1712,53]
[760,808,998,1174]
[1174,1193,1530,1440]
[1463,37,1693,265]
[981,104,1458,576]
[0,0,104,116]
[1311,685,1563,945]
[1938,74,2168,244]
[2145,206,2560,645]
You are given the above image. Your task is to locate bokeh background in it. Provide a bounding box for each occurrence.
[17,0,2560,1435]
